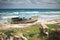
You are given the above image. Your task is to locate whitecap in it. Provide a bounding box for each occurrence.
[2,16,19,19]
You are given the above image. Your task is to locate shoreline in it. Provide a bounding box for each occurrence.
[0,20,38,30]
[0,19,60,30]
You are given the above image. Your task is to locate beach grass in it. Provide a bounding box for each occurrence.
[0,23,41,40]
[0,23,59,40]
[46,24,59,30]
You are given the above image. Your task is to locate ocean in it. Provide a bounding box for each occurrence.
[0,9,60,22]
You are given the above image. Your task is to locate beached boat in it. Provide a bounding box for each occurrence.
[9,17,38,24]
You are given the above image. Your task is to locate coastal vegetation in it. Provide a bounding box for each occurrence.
[0,24,40,40]
[0,23,60,40]
[46,24,59,30]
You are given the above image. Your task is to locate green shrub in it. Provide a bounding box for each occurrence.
[47,24,59,30]
[4,29,19,36]
[27,31,36,37]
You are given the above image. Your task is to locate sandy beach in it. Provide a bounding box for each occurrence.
[37,18,58,24]
[0,20,39,30]
[0,19,59,30]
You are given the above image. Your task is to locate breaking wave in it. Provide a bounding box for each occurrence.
[0,11,60,21]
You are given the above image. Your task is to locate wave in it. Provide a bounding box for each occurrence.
[0,11,60,13]
[19,11,60,13]
[0,12,19,15]
[19,11,60,15]
[0,11,60,21]
[2,16,19,19]
[0,11,60,15]
[40,15,59,17]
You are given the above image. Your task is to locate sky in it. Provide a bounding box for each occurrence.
[0,0,60,9]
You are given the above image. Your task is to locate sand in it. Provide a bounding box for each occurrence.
[0,20,38,30]
[0,19,59,30]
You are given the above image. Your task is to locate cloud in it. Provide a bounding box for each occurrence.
[41,0,60,4]
[0,0,60,9]
[0,0,60,4]
[0,0,24,4]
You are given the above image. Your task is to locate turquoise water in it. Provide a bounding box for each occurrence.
[0,9,60,12]
[0,9,60,22]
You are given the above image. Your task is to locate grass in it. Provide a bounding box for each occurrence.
[22,24,40,34]
[0,23,41,40]
[0,23,59,40]
[20,24,41,40]
[46,24,59,30]
[0,24,58,40]
[21,24,41,40]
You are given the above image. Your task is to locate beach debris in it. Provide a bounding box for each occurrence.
[39,23,49,38]
[0,31,28,40]
[0,32,7,40]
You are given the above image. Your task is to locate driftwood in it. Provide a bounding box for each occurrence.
[39,23,49,37]
[20,33,28,40]
[10,33,28,40]
[0,32,28,40]
[0,33,7,40]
